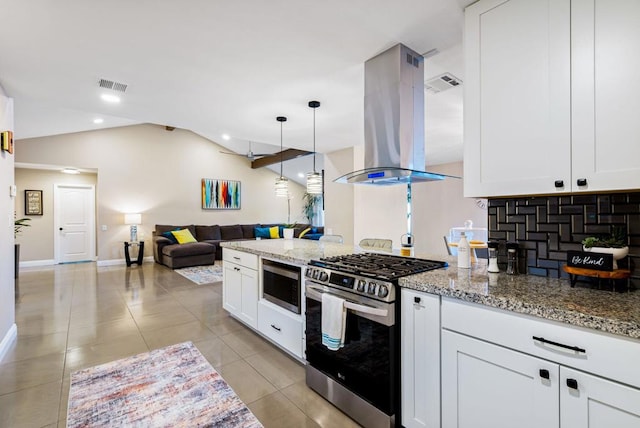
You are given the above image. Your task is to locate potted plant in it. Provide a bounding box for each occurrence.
[581,227,628,269]
[282,222,297,240]
[302,192,322,225]
[14,215,31,279]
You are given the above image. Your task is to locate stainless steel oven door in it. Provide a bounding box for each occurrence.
[305,283,394,325]
[305,280,398,422]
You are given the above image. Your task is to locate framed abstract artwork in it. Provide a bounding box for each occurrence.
[201,179,241,210]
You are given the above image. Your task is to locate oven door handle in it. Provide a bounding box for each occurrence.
[306,285,388,317]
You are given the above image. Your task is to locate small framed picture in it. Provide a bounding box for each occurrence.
[25,190,43,215]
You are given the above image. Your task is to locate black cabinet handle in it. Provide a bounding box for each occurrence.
[414,296,421,304]
[271,324,281,332]
[234,267,240,272]
[59,227,64,231]
[539,369,550,380]
[533,336,586,353]
[577,178,587,186]
[566,378,578,390]
[554,180,564,188]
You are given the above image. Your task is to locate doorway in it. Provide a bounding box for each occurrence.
[54,184,96,263]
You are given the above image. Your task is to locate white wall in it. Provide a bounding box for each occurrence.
[0,89,16,361]
[15,124,305,262]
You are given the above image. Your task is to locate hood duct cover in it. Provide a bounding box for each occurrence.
[335,44,458,185]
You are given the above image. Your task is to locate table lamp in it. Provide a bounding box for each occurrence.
[124,213,142,242]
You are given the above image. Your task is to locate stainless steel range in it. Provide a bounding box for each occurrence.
[304,253,447,428]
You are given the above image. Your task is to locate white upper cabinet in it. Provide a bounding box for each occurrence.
[571,0,640,192]
[464,0,640,197]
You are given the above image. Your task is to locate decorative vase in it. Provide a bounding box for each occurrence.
[582,246,629,270]
[283,228,294,240]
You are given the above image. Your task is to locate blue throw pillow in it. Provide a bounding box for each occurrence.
[161,230,179,244]
[278,225,285,238]
[254,227,272,239]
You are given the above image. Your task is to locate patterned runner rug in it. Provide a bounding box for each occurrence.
[67,342,262,428]
[175,263,223,285]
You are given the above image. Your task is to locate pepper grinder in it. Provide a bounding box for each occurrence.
[487,241,500,273]
[506,242,519,275]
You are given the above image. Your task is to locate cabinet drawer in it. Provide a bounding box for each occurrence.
[442,297,640,389]
[258,301,303,358]
[223,248,258,270]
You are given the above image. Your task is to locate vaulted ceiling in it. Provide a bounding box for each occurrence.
[0,0,473,177]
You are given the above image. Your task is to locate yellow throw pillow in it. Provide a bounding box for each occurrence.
[269,226,280,239]
[171,228,197,244]
[298,227,311,239]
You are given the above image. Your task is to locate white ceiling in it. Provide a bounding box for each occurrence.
[0,0,473,180]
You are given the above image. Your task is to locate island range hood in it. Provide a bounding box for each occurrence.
[335,43,458,185]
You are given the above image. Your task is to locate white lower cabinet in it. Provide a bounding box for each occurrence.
[258,300,303,358]
[441,330,559,428]
[222,250,258,329]
[561,367,640,428]
[440,298,640,428]
[401,289,440,428]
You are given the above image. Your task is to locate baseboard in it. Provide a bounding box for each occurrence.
[19,259,55,268]
[96,256,154,267]
[0,323,17,363]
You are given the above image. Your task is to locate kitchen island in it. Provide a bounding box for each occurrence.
[221,238,358,264]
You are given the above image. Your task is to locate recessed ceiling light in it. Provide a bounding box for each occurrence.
[62,168,80,174]
[222,134,231,141]
[100,93,120,103]
[298,172,305,178]
[93,118,104,124]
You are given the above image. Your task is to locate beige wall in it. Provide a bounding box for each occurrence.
[412,162,487,256]
[322,146,487,254]
[0,90,16,355]
[15,124,305,263]
[14,169,97,262]
[323,147,355,244]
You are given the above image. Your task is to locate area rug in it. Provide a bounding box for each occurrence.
[175,263,223,285]
[67,341,262,428]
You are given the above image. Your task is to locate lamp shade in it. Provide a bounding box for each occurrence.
[306,172,322,194]
[124,213,142,225]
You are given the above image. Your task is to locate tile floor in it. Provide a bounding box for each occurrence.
[1,262,360,428]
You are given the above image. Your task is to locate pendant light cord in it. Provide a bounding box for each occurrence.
[312,107,316,173]
[280,120,283,177]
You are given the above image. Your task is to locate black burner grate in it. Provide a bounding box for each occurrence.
[309,253,446,280]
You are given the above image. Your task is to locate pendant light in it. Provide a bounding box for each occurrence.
[306,100,323,195]
[275,116,289,197]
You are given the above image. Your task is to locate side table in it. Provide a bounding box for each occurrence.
[125,241,145,267]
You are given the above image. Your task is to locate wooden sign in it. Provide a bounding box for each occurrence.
[567,250,613,271]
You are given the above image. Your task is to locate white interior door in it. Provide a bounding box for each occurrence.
[54,184,96,263]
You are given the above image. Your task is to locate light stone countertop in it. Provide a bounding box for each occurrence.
[401,258,640,340]
[220,238,359,265]
[221,239,640,340]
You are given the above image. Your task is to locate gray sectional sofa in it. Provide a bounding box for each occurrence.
[153,223,323,269]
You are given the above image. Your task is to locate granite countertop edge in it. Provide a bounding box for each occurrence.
[400,271,640,340]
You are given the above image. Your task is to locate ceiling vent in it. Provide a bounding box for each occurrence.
[425,72,462,94]
[98,78,128,93]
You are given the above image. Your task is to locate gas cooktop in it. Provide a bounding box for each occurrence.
[308,253,447,281]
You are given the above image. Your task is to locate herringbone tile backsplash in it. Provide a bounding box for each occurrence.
[488,193,640,282]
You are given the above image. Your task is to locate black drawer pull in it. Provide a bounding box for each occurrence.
[576,178,587,186]
[414,296,421,304]
[554,180,564,188]
[271,324,281,332]
[566,378,578,390]
[539,369,550,380]
[533,336,586,353]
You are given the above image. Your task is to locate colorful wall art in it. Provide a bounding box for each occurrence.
[201,179,241,210]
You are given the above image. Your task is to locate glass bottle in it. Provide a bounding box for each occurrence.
[458,232,471,269]
[506,242,519,275]
[487,241,500,273]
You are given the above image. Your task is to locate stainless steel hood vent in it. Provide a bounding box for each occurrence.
[335,44,458,185]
